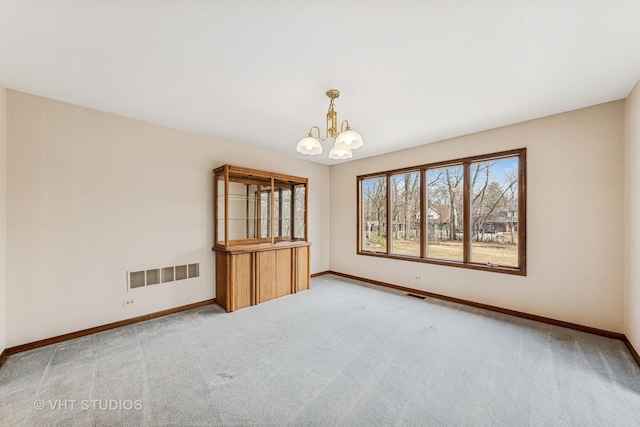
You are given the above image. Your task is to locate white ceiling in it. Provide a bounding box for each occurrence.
[1,1,639,165]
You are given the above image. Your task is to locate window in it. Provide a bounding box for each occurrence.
[470,157,519,267]
[427,165,464,262]
[391,171,420,256]
[360,176,387,253]
[357,148,526,275]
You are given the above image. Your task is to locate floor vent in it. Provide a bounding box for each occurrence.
[128,263,199,290]
[407,293,426,300]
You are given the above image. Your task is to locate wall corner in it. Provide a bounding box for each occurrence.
[0,82,7,359]
[625,78,640,352]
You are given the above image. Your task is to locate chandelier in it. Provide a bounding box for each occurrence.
[296,89,363,160]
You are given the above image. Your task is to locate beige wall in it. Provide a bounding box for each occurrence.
[0,84,6,355]
[331,101,626,332]
[625,80,640,349]
[5,90,330,347]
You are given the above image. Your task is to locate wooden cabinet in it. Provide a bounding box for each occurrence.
[213,165,310,312]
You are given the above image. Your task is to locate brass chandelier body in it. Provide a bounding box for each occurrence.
[296,89,363,160]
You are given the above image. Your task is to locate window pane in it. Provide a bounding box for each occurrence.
[470,157,519,267]
[361,176,387,253]
[426,166,464,261]
[390,171,420,256]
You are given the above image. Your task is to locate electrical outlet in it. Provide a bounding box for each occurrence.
[415,276,421,280]
[123,299,136,307]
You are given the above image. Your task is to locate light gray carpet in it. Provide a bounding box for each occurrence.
[1,275,639,426]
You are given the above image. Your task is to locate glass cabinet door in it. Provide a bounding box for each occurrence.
[215,171,226,246]
[259,184,271,239]
[245,184,258,239]
[293,184,306,240]
[227,179,271,244]
[228,181,250,240]
[274,183,293,241]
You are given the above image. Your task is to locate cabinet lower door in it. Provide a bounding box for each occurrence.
[231,253,253,311]
[295,246,310,292]
[257,248,294,303]
[257,250,276,303]
[215,251,229,310]
[275,249,292,298]
[216,251,253,312]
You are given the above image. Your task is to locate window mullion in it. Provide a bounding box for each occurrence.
[518,150,527,273]
[420,169,426,259]
[386,174,391,254]
[463,162,471,263]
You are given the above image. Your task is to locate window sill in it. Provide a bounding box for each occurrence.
[357,250,526,276]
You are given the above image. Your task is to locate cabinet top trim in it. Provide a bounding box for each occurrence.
[213,165,308,185]
[213,240,311,254]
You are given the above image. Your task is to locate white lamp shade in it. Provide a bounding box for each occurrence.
[296,136,322,155]
[335,129,363,150]
[328,144,353,160]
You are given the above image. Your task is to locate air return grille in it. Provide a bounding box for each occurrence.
[162,267,174,283]
[175,265,188,281]
[129,271,146,289]
[128,263,200,290]
[146,269,160,286]
[188,263,199,278]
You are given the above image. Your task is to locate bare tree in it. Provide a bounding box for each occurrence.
[427,167,462,241]
[471,162,517,243]
[363,177,387,245]
[445,168,463,241]
[504,169,518,244]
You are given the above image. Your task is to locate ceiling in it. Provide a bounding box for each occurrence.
[1,1,639,165]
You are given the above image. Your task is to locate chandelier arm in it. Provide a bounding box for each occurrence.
[340,120,351,133]
[308,125,329,142]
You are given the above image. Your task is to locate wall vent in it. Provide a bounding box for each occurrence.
[188,263,199,278]
[128,262,199,290]
[162,267,174,283]
[146,269,160,286]
[175,265,188,280]
[129,271,146,289]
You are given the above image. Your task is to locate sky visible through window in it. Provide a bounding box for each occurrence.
[475,158,518,190]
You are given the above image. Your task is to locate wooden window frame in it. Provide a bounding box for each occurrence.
[357,148,526,276]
